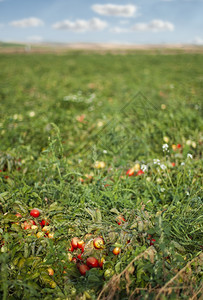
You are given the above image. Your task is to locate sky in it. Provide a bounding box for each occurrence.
[0,0,203,45]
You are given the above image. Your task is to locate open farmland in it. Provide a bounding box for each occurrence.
[0,51,202,300]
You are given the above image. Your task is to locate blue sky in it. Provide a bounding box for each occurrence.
[0,0,203,44]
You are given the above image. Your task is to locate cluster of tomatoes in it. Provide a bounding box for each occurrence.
[15,209,54,239]
[65,216,128,276]
[67,236,106,276]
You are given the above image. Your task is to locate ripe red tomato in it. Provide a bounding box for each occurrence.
[29,220,36,225]
[126,168,134,176]
[40,219,50,227]
[81,243,85,253]
[71,237,79,249]
[116,215,126,225]
[150,239,156,246]
[15,213,22,218]
[78,264,90,276]
[86,257,99,268]
[68,245,74,252]
[171,162,176,167]
[93,237,105,249]
[77,254,83,260]
[22,220,36,230]
[77,240,84,249]
[72,257,77,263]
[113,247,121,255]
[177,144,181,149]
[30,209,40,218]
[136,170,144,176]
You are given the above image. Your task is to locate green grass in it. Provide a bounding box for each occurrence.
[0,52,202,300]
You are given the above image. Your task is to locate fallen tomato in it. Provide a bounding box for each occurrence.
[86,257,99,268]
[40,219,50,227]
[93,237,105,249]
[48,268,54,276]
[71,237,79,249]
[99,257,105,268]
[116,215,126,225]
[77,254,83,260]
[126,168,135,176]
[22,220,36,230]
[48,233,54,239]
[78,264,90,276]
[68,245,74,252]
[136,170,144,176]
[77,240,84,249]
[30,209,40,218]
[113,247,121,255]
[150,239,156,246]
[15,213,22,218]
[36,232,44,238]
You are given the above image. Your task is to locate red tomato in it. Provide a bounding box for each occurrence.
[22,220,36,230]
[68,245,74,252]
[177,144,181,149]
[29,220,36,225]
[77,254,83,260]
[99,257,105,268]
[71,237,79,249]
[116,215,126,225]
[150,239,156,246]
[78,264,90,276]
[40,219,50,227]
[171,162,176,167]
[77,240,84,249]
[30,209,40,218]
[86,257,99,268]
[136,170,144,176]
[81,243,85,253]
[15,213,22,218]
[126,168,134,176]
[113,247,121,255]
[93,237,105,249]
[72,257,77,263]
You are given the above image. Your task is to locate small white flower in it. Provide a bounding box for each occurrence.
[186,191,190,196]
[191,142,196,149]
[162,144,169,152]
[103,150,107,154]
[187,153,193,159]
[156,178,162,184]
[160,164,167,170]
[141,164,148,172]
[181,162,185,166]
[160,188,165,192]
[29,111,35,117]
[153,159,160,165]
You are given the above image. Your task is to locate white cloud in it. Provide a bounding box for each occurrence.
[10,17,44,28]
[52,18,107,32]
[110,26,131,33]
[132,20,174,32]
[193,36,203,45]
[119,20,130,25]
[92,4,137,17]
[27,35,43,42]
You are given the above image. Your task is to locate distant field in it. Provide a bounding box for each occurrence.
[0,51,202,300]
[1,41,203,54]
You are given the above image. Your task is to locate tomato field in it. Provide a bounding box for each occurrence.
[0,50,202,299]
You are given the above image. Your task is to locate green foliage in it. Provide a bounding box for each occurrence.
[0,51,202,299]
